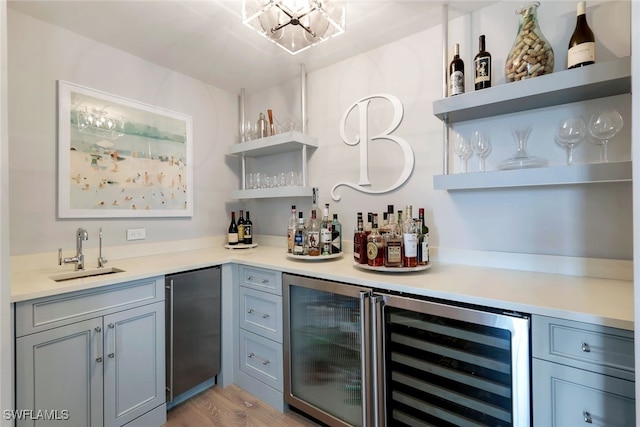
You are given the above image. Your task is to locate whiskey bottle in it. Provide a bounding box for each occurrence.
[307,210,320,256]
[353,212,368,264]
[320,204,332,255]
[293,212,307,256]
[384,227,403,268]
[367,213,384,267]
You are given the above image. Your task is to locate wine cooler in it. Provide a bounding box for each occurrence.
[283,273,531,427]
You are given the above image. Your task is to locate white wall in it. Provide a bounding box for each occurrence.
[243,0,632,264]
[8,10,240,256]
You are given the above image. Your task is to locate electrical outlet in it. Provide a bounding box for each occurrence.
[126,228,146,241]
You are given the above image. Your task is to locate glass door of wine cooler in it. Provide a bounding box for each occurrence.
[283,273,372,427]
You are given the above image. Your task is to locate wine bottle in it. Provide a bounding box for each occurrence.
[567,1,595,69]
[474,35,491,90]
[449,43,465,96]
[244,211,253,245]
[228,211,238,245]
[417,208,429,265]
[237,210,245,244]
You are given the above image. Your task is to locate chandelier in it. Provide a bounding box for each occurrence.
[242,0,346,55]
[74,106,125,140]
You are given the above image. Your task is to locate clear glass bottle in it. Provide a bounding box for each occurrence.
[320,204,332,255]
[287,205,297,253]
[505,1,554,82]
[403,207,418,268]
[307,210,320,256]
[293,212,307,255]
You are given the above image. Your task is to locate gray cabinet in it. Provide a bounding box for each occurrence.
[532,315,635,426]
[234,265,284,411]
[15,277,166,427]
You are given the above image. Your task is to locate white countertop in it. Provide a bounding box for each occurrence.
[11,245,634,330]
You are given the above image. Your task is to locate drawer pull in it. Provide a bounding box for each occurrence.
[583,410,592,423]
[247,275,269,284]
[581,342,591,353]
[247,308,270,319]
[248,352,270,365]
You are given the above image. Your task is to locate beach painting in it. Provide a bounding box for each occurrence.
[57,81,193,218]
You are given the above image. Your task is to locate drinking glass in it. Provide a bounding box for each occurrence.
[255,172,263,189]
[453,134,472,173]
[588,109,623,163]
[246,172,255,189]
[555,116,586,165]
[470,131,492,172]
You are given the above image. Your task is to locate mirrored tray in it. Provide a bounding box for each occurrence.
[286,252,343,261]
[352,261,430,273]
[224,243,258,249]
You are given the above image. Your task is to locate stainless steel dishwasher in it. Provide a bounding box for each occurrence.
[165,266,221,408]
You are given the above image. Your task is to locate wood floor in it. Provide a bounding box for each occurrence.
[163,384,321,427]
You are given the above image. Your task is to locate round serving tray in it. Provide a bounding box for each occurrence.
[224,243,258,249]
[352,261,430,273]
[286,252,344,261]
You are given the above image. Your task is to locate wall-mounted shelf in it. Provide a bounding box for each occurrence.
[433,161,631,191]
[228,131,318,157]
[230,186,315,199]
[433,56,631,124]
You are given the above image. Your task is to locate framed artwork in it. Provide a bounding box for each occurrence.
[57,81,193,218]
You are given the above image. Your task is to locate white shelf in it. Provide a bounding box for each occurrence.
[230,186,315,199]
[433,56,631,123]
[228,131,318,157]
[433,161,631,191]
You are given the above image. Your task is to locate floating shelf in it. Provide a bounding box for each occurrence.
[230,186,315,199]
[433,56,631,123]
[433,161,631,191]
[228,131,318,158]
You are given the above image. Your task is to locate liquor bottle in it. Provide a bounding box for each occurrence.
[403,206,417,267]
[331,213,342,254]
[244,211,253,245]
[237,210,245,244]
[287,205,297,253]
[417,208,429,265]
[353,212,368,264]
[320,204,332,255]
[365,212,373,234]
[228,211,239,245]
[307,210,320,256]
[384,224,403,268]
[474,35,491,90]
[293,212,307,256]
[567,1,595,69]
[307,187,318,229]
[449,43,465,96]
[367,213,384,267]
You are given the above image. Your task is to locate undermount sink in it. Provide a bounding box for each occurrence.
[50,267,125,282]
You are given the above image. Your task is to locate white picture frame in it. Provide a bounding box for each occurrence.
[57,80,193,218]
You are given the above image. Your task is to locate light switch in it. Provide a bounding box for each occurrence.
[126,228,146,241]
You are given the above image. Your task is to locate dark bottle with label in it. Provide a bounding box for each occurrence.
[417,208,429,265]
[474,35,491,90]
[353,212,368,264]
[449,43,464,96]
[228,211,238,245]
[331,213,342,254]
[367,214,385,267]
[237,210,245,244]
[244,211,253,245]
[567,1,595,69]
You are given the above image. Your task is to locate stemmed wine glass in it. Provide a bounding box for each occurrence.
[470,131,492,172]
[453,134,472,173]
[588,109,623,163]
[555,116,586,166]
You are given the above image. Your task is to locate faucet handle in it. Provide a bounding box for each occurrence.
[58,248,62,266]
[98,256,108,268]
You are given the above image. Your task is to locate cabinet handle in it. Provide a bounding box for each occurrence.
[583,410,593,423]
[248,352,270,365]
[247,276,269,284]
[581,342,591,352]
[108,353,115,358]
[107,323,115,359]
[247,308,270,319]
[95,326,103,363]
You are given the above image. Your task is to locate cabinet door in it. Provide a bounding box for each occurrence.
[16,317,104,427]
[103,302,165,427]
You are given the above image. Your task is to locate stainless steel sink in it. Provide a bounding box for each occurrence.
[49,267,125,282]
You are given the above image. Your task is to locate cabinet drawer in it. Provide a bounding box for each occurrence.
[239,329,283,392]
[16,276,165,337]
[533,359,635,427]
[238,265,281,295]
[532,315,634,380]
[239,286,282,343]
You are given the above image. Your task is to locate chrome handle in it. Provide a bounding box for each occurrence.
[248,352,270,365]
[581,342,591,352]
[58,248,62,266]
[583,410,593,423]
[247,308,269,319]
[168,280,175,403]
[95,326,103,363]
[247,276,269,284]
[108,353,114,358]
[107,323,115,359]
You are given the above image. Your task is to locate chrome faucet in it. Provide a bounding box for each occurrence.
[98,227,108,268]
[59,227,89,271]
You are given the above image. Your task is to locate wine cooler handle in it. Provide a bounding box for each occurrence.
[167,280,175,403]
[370,294,386,427]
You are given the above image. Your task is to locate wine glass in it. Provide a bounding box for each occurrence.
[470,131,492,172]
[555,116,586,166]
[588,109,623,163]
[453,134,472,173]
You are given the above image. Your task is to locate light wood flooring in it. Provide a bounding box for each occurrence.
[163,384,321,427]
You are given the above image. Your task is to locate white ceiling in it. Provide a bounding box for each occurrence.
[8,0,496,94]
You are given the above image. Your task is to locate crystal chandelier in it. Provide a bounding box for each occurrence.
[242,0,346,55]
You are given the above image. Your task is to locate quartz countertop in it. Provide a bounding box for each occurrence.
[11,245,634,330]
